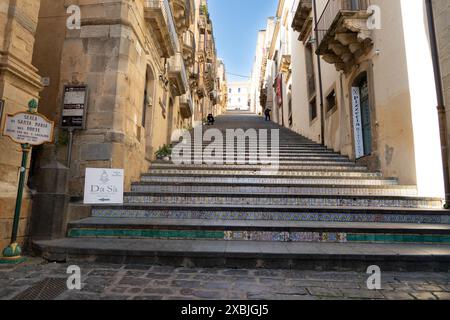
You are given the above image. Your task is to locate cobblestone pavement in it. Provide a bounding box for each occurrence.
[0,258,449,300]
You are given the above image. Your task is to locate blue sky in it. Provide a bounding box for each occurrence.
[208,0,278,83]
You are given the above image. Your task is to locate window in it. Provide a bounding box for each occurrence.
[309,98,317,122]
[326,89,337,113]
[305,43,316,99]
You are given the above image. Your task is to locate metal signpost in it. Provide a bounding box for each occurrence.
[61,85,88,167]
[0,99,54,264]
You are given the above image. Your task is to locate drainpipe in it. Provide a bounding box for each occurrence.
[312,0,325,146]
[425,0,450,208]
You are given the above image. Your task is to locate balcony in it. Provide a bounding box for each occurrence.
[291,0,313,42]
[168,53,189,96]
[204,63,215,93]
[171,0,194,35]
[180,89,194,118]
[144,0,179,58]
[280,44,291,74]
[316,0,373,72]
[182,30,196,67]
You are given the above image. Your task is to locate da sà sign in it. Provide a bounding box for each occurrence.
[84,168,124,204]
[3,112,54,145]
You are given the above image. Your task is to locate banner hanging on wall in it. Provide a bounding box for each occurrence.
[351,87,365,159]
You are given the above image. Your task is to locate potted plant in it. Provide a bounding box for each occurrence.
[155,144,172,161]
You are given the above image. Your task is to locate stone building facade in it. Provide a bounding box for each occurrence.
[258,0,446,198]
[0,1,43,250]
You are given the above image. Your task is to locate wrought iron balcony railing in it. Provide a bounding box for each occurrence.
[315,0,370,48]
[144,0,180,56]
[168,52,189,95]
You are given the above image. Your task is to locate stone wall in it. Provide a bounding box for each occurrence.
[33,0,184,197]
[433,0,450,174]
[0,0,42,250]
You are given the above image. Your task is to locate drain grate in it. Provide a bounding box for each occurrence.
[13,278,68,300]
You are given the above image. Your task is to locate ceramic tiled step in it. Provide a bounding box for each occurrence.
[141,175,399,186]
[66,217,450,244]
[146,169,382,178]
[131,183,418,197]
[90,204,450,224]
[185,154,350,160]
[32,238,450,271]
[182,156,352,162]
[150,163,370,172]
[123,192,442,209]
[154,160,363,167]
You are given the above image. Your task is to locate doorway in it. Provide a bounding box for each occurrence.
[144,66,156,160]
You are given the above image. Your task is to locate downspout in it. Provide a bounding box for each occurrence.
[313,0,325,146]
[425,0,450,208]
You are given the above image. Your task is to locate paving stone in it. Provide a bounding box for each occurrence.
[410,292,438,300]
[125,270,147,277]
[433,292,450,300]
[381,291,415,300]
[306,287,343,298]
[171,280,202,288]
[126,287,143,294]
[411,284,443,292]
[192,290,224,299]
[146,273,172,280]
[222,269,249,276]
[202,282,230,290]
[88,269,120,277]
[143,287,175,295]
[176,268,199,274]
[259,277,284,285]
[150,266,176,273]
[340,289,384,300]
[133,295,163,300]
[118,277,150,287]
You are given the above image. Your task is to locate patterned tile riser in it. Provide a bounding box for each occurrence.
[123,196,442,209]
[141,177,398,186]
[91,210,450,224]
[223,231,348,242]
[67,228,450,244]
[131,185,417,196]
[148,169,382,178]
[152,165,368,171]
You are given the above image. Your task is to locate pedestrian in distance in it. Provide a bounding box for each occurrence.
[264,108,271,121]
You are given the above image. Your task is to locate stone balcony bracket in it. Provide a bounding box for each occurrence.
[317,11,374,73]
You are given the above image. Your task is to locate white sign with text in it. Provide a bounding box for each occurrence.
[3,112,54,145]
[351,87,365,159]
[83,168,124,204]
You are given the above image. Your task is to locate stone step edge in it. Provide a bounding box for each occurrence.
[88,203,449,215]
[142,173,392,180]
[123,192,440,202]
[132,181,416,190]
[150,164,369,171]
[152,161,364,167]
[32,238,450,272]
[67,218,450,234]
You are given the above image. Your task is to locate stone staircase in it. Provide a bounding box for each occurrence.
[33,114,450,271]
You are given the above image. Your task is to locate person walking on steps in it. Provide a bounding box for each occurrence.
[264,108,271,121]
